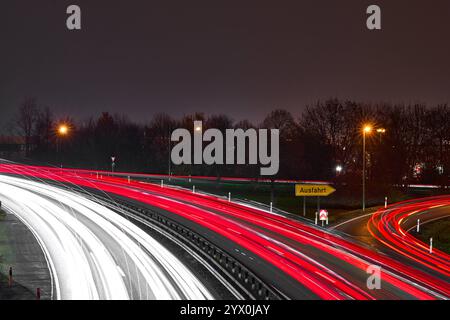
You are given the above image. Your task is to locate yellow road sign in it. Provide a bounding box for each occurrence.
[295,184,336,197]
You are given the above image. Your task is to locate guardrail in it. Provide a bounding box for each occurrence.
[80,191,283,300]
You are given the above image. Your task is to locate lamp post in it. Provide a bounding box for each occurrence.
[56,124,69,153]
[192,122,202,176]
[168,128,173,181]
[362,125,372,211]
[376,128,386,143]
[168,136,172,178]
[56,124,70,169]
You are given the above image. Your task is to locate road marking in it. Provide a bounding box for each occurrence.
[116,265,126,278]
[331,211,378,230]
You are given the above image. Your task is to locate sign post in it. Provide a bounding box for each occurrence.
[111,156,116,173]
[319,210,328,227]
[317,196,321,214]
[302,197,306,216]
[295,184,336,223]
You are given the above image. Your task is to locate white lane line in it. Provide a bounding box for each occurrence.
[331,212,378,230]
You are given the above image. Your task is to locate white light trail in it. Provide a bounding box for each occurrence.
[0,174,212,300]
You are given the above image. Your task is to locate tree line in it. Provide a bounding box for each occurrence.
[8,97,450,186]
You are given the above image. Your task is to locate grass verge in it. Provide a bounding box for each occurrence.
[416,218,450,254]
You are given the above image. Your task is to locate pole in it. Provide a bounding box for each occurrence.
[193,185,196,193]
[270,202,273,213]
[303,196,306,216]
[8,267,13,288]
[228,192,231,202]
[429,237,433,254]
[317,196,320,213]
[363,131,366,211]
[417,219,420,233]
[384,197,388,209]
[315,212,318,225]
[168,135,171,179]
[161,180,164,188]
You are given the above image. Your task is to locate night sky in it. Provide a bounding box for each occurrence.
[1,0,449,129]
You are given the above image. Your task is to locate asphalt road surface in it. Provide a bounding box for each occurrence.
[0,164,448,300]
[333,197,450,282]
[0,174,212,300]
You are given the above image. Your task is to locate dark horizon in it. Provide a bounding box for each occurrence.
[1,0,450,129]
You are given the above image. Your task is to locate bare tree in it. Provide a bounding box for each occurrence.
[206,114,234,132]
[35,106,54,151]
[15,98,39,156]
[300,99,373,170]
[261,109,296,139]
[424,104,450,184]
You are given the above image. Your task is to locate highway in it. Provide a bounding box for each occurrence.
[0,174,212,300]
[367,197,450,277]
[0,163,448,300]
[334,197,450,281]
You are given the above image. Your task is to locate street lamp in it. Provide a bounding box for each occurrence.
[56,123,70,154]
[376,128,386,143]
[335,165,343,174]
[58,124,69,136]
[192,122,202,176]
[168,134,172,178]
[55,123,70,169]
[362,124,372,211]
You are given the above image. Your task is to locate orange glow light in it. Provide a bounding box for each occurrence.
[363,125,372,133]
[58,125,69,135]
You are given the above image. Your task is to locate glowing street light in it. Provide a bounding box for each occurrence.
[361,124,386,211]
[376,128,386,142]
[56,123,71,165]
[335,165,343,173]
[362,124,373,211]
[58,124,69,136]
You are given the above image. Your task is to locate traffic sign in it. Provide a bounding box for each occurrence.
[319,209,328,221]
[295,184,336,197]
